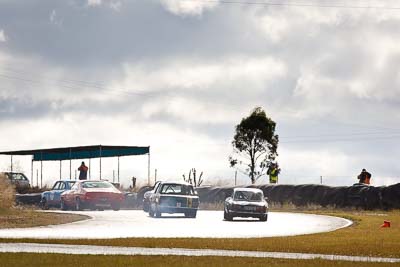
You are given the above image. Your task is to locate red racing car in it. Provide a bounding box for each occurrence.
[60,180,124,211]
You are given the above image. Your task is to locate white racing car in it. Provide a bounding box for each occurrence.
[224,187,268,221]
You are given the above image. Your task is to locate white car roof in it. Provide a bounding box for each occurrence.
[233,187,263,193]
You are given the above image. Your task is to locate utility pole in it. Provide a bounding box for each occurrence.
[320,176,323,184]
[234,170,237,186]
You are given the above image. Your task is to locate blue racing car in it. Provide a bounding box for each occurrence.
[40,180,76,210]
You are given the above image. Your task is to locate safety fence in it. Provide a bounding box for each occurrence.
[14,183,400,210]
[196,183,400,210]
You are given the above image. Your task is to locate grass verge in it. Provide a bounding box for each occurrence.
[0,210,399,258]
[0,209,89,229]
[0,253,397,267]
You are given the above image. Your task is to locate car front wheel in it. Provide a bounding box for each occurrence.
[259,214,268,222]
[155,205,161,218]
[60,199,68,211]
[224,209,233,221]
[75,198,83,211]
[40,198,49,210]
[148,205,154,217]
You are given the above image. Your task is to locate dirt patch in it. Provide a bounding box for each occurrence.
[0,173,15,210]
[0,209,89,229]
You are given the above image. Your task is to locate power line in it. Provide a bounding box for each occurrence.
[0,67,248,113]
[1,67,400,144]
[179,0,400,10]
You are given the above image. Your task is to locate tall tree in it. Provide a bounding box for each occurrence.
[229,107,279,184]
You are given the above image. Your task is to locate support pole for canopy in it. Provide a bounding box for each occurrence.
[89,158,91,180]
[31,157,33,186]
[40,152,43,188]
[10,155,13,172]
[59,160,62,180]
[69,148,72,180]
[99,145,102,180]
[117,156,120,183]
[148,148,151,186]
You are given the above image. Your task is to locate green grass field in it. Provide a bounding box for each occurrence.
[0,253,397,267]
[0,209,399,266]
[1,210,398,258]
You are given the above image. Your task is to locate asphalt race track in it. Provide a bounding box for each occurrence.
[0,210,352,239]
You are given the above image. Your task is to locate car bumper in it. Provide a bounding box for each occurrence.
[159,206,198,214]
[83,199,122,207]
[228,210,268,218]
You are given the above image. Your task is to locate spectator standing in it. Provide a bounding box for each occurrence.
[78,161,88,180]
[268,162,280,184]
[357,169,371,185]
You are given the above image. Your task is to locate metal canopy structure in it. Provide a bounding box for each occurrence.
[0,145,151,187]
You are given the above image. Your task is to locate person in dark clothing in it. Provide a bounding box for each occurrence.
[357,169,371,185]
[78,161,88,180]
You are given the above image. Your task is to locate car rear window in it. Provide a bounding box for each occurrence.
[160,184,195,195]
[234,191,263,202]
[82,181,113,188]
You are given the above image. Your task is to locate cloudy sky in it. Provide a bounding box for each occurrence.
[1,0,400,187]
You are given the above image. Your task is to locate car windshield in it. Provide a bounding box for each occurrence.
[11,173,28,181]
[160,184,195,195]
[234,191,263,202]
[67,181,76,187]
[82,181,113,189]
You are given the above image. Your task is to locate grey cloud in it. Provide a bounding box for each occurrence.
[1,1,400,183]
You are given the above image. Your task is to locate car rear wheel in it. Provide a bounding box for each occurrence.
[60,199,68,211]
[75,198,83,211]
[185,210,197,218]
[40,198,49,210]
[112,202,121,211]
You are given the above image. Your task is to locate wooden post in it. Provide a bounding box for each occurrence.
[147,148,151,186]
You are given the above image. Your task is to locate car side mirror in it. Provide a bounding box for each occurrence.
[264,197,269,201]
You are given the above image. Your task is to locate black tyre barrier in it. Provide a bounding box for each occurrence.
[15,193,42,205]
[134,183,400,210]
